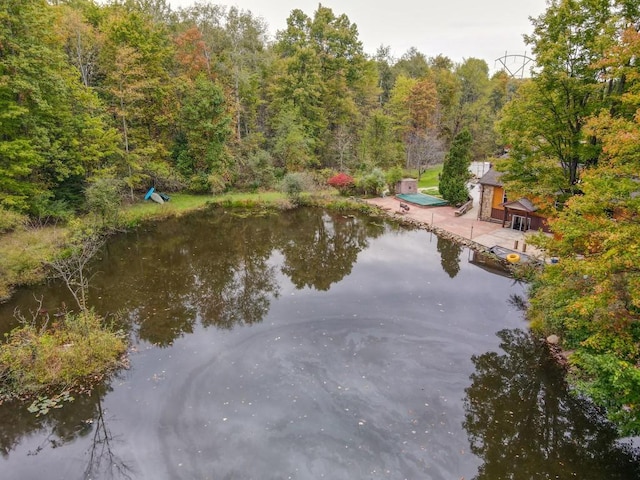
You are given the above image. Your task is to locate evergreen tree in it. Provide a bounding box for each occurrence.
[439,128,471,205]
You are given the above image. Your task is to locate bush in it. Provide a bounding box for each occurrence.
[0,206,26,233]
[187,173,212,193]
[570,352,640,436]
[327,172,355,195]
[315,168,335,185]
[85,178,123,226]
[0,310,126,399]
[144,160,185,193]
[385,166,404,193]
[281,172,306,205]
[234,150,276,191]
[356,168,386,196]
[28,194,74,227]
[208,173,228,195]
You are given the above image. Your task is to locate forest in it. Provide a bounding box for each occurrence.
[0,0,511,218]
[0,0,639,434]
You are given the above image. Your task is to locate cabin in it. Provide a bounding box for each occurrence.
[477,168,549,232]
[396,178,417,194]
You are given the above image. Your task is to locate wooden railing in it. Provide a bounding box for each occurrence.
[454,199,473,217]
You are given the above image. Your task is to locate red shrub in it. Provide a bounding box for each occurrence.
[327,173,354,191]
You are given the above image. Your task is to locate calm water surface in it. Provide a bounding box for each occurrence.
[0,207,638,479]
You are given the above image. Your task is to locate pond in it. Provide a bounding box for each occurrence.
[0,207,638,480]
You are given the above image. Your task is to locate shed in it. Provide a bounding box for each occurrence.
[396,178,417,194]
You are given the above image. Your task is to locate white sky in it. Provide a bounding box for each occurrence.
[167,0,549,70]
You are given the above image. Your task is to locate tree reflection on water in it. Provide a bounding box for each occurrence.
[0,384,133,479]
[91,208,384,346]
[463,329,640,480]
[0,390,101,458]
[83,396,134,480]
[436,235,462,278]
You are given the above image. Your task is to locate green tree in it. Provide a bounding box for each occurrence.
[271,104,316,171]
[56,2,104,88]
[392,46,430,79]
[85,177,123,227]
[270,5,377,167]
[103,45,147,199]
[497,0,624,206]
[439,128,471,205]
[528,97,640,436]
[224,7,270,143]
[406,77,441,174]
[374,44,395,106]
[269,9,325,167]
[100,2,176,194]
[0,0,117,212]
[177,5,269,144]
[522,9,640,434]
[360,110,401,168]
[387,75,417,141]
[451,58,494,160]
[429,58,460,145]
[176,75,231,178]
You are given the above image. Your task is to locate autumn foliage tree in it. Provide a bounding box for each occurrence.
[513,1,640,434]
[496,0,624,207]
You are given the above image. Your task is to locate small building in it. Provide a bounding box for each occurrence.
[396,178,417,194]
[477,168,549,232]
[477,168,505,221]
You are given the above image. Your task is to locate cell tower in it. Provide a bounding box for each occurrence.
[495,51,535,79]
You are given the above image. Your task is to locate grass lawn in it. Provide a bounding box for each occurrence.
[121,192,217,224]
[120,191,288,225]
[405,164,443,193]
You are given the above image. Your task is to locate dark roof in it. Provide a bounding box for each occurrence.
[478,168,503,187]
[501,198,537,212]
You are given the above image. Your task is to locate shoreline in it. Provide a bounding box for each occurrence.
[364,196,546,264]
[1,193,537,304]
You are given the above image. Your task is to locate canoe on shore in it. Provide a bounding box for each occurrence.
[149,192,164,204]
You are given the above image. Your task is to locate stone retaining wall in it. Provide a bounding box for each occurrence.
[375,207,490,254]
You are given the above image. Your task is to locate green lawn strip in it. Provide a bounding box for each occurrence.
[405,164,443,193]
[120,192,290,224]
[119,193,216,225]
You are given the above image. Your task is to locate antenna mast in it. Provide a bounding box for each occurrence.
[495,51,534,78]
